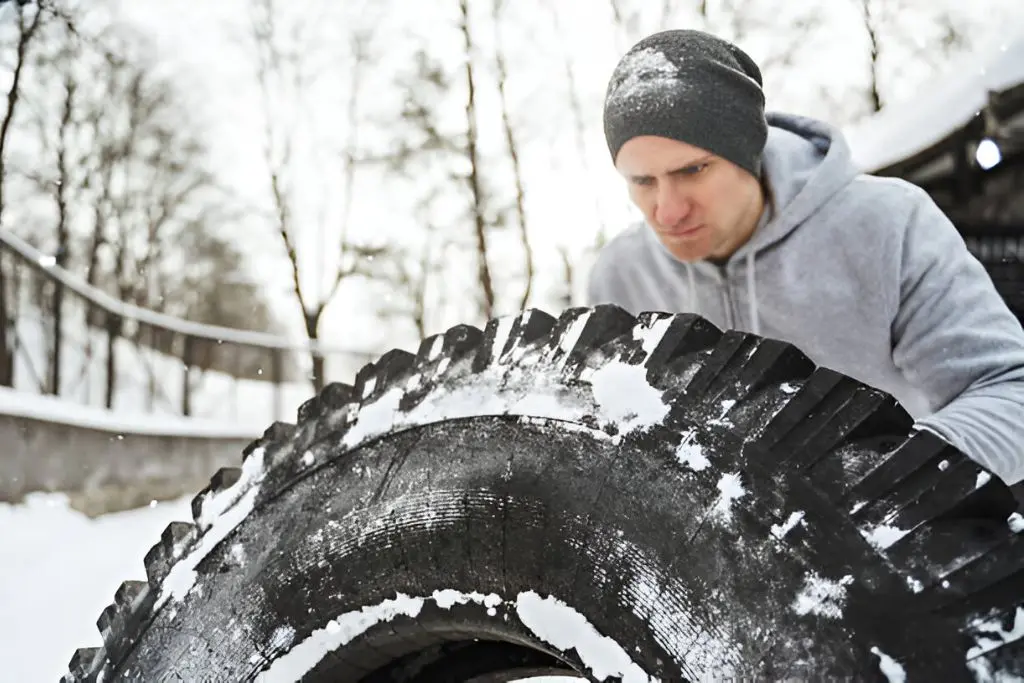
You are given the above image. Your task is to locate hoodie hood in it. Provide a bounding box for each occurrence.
[644,111,861,334]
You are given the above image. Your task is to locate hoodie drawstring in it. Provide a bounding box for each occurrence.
[684,256,761,335]
[746,251,760,335]
[686,264,698,315]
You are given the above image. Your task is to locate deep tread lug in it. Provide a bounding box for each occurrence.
[544,304,635,368]
[354,349,416,400]
[242,421,297,462]
[751,370,904,473]
[97,603,119,635]
[472,309,557,371]
[66,647,101,679]
[319,382,355,409]
[191,467,243,523]
[114,580,146,608]
[296,394,321,422]
[642,312,722,376]
[144,521,198,587]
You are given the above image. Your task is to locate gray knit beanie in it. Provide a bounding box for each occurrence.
[603,29,768,178]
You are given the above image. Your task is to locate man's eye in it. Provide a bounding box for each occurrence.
[633,177,655,187]
[683,163,709,175]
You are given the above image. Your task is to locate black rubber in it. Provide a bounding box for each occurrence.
[61,306,1024,681]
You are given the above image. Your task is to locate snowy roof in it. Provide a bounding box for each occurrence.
[843,35,1024,174]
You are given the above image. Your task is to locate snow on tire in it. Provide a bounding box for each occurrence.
[62,305,1024,681]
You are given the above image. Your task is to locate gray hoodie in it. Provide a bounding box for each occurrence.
[587,112,1024,485]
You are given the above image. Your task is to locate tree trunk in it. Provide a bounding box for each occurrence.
[459,0,495,321]
[491,0,533,311]
[861,0,884,113]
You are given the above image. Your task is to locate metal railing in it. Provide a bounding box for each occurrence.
[0,230,379,426]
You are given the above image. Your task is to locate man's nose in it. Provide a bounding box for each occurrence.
[654,183,692,228]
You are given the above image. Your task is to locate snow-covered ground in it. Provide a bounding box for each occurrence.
[0,494,579,682]
[0,492,193,682]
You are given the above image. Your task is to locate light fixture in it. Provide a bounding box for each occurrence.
[976,138,1002,170]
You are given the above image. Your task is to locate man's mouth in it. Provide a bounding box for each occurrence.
[661,223,705,238]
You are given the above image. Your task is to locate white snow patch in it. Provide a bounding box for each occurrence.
[341,386,404,448]
[300,451,315,468]
[966,606,1024,659]
[156,448,267,609]
[197,446,267,530]
[585,316,674,433]
[256,589,656,683]
[634,315,674,354]
[256,593,426,681]
[780,383,799,394]
[905,575,924,593]
[712,473,746,523]
[557,313,592,360]
[850,501,867,515]
[230,542,246,567]
[427,335,445,360]
[589,361,668,433]
[0,493,196,681]
[489,314,517,360]
[976,471,993,489]
[335,329,685,454]
[1008,513,1024,534]
[675,440,710,472]
[791,572,854,619]
[870,646,907,683]
[607,47,679,105]
[269,625,295,651]
[859,523,910,551]
[938,459,950,471]
[770,510,805,540]
[157,485,259,609]
[516,591,656,682]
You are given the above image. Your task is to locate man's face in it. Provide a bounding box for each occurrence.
[615,135,764,263]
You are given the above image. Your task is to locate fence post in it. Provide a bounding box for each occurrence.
[272,347,283,423]
[104,311,119,410]
[50,278,64,396]
[182,334,194,417]
[0,251,11,388]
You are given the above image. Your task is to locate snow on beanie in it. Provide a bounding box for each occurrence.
[603,29,768,178]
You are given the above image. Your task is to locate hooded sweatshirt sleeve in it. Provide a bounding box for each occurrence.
[891,184,1024,485]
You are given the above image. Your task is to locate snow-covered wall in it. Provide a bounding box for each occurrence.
[0,388,255,512]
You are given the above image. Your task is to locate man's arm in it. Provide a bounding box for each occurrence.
[890,185,1024,485]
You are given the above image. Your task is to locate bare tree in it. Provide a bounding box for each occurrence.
[371,234,442,342]
[0,0,50,387]
[247,0,382,390]
[859,0,883,113]
[0,0,48,222]
[545,2,612,253]
[458,0,495,320]
[491,0,533,310]
[7,10,275,401]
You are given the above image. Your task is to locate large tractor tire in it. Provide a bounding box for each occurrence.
[62,306,1024,681]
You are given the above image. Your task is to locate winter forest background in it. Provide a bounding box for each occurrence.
[2,0,1022,368]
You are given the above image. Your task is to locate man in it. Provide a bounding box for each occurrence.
[587,29,1024,485]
